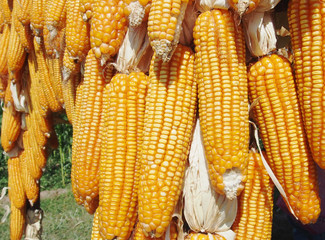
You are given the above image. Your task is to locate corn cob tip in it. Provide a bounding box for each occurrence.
[126,1,145,27]
[223,168,243,200]
[151,39,176,62]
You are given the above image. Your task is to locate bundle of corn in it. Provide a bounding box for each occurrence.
[1,0,325,238]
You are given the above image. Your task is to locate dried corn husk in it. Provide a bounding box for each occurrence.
[183,119,237,239]
[243,11,276,57]
[179,2,197,47]
[254,0,281,12]
[196,0,229,12]
[115,22,152,74]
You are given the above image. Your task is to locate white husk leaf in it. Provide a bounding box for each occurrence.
[195,0,229,13]
[183,119,237,235]
[254,0,281,12]
[0,187,10,224]
[115,22,150,74]
[243,11,277,57]
[179,2,198,47]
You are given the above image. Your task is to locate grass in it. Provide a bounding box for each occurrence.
[0,185,93,240]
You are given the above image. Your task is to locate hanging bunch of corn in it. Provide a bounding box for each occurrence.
[2,0,325,238]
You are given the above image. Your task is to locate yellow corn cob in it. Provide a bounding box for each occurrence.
[0,0,12,24]
[228,0,260,16]
[8,156,26,209]
[71,82,85,206]
[34,38,63,112]
[71,50,113,214]
[61,73,80,124]
[46,57,64,105]
[80,0,94,21]
[185,233,226,240]
[63,0,90,78]
[20,150,40,205]
[27,49,49,116]
[0,24,10,76]
[248,54,320,224]
[13,8,33,52]
[16,0,32,25]
[8,16,27,75]
[91,209,103,240]
[22,131,43,180]
[147,0,188,62]
[10,203,26,240]
[45,0,66,38]
[4,78,13,106]
[90,0,128,64]
[98,72,148,240]
[193,9,249,199]
[30,0,44,37]
[232,149,274,239]
[1,106,21,152]
[288,0,325,169]
[138,44,197,238]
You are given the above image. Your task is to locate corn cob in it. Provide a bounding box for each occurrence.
[0,24,10,76]
[8,156,26,209]
[90,0,128,64]
[91,209,103,240]
[7,15,27,75]
[193,9,249,199]
[0,0,12,24]
[63,0,90,78]
[27,47,49,116]
[22,130,42,180]
[232,149,274,239]
[10,203,26,240]
[124,0,151,27]
[12,8,33,52]
[45,0,66,39]
[30,0,44,38]
[138,44,197,238]
[288,0,325,169]
[16,0,32,25]
[71,50,113,214]
[20,150,40,205]
[71,82,85,206]
[1,106,21,152]
[248,54,320,224]
[147,0,187,62]
[185,233,226,240]
[34,38,63,112]
[98,72,148,240]
[80,0,94,21]
[46,57,64,105]
[62,72,80,125]
[228,0,260,16]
